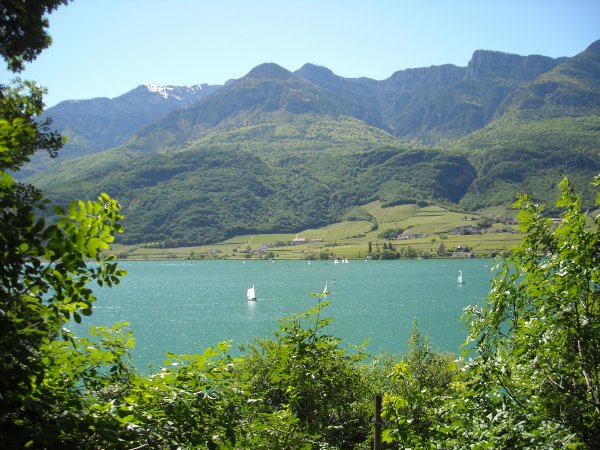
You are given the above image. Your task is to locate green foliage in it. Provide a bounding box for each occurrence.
[1,79,64,166]
[30,124,479,246]
[15,322,137,448]
[436,241,447,256]
[236,300,373,448]
[377,227,404,240]
[477,217,494,228]
[462,176,600,447]
[0,30,126,447]
[377,177,600,448]
[0,0,71,72]
[18,322,246,449]
[382,322,460,448]
[17,301,379,449]
[341,205,374,222]
[457,115,600,210]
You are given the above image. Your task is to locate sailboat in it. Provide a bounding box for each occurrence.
[323,281,330,295]
[457,270,464,284]
[247,285,256,301]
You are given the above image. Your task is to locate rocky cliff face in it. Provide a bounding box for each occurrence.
[465,50,559,81]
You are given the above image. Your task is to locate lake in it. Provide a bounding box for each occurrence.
[80,258,496,368]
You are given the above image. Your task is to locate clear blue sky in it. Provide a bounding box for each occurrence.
[5,0,600,107]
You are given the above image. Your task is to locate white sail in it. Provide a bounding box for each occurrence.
[457,270,464,284]
[323,281,329,295]
[247,285,256,301]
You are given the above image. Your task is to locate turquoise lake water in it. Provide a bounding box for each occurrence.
[80,258,496,368]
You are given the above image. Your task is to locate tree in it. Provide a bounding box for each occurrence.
[236,301,373,448]
[477,217,494,229]
[0,81,127,449]
[0,0,71,72]
[405,246,417,258]
[464,176,600,447]
[436,241,446,256]
[382,321,459,448]
[0,3,127,447]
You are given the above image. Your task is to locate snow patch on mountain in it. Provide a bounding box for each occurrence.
[144,84,206,100]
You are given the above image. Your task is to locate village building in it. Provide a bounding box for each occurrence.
[397,232,425,240]
[453,225,481,235]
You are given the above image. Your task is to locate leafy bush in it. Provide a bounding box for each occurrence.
[236,300,374,448]
[377,227,404,240]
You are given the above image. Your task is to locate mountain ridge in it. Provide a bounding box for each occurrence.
[27,39,600,246]
[39,43,577,159]
[20,82,221,177]
[126,47,567,148]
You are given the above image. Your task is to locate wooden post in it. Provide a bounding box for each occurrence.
[374,394,382,450]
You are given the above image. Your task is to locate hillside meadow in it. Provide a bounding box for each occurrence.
[108,201,525,260]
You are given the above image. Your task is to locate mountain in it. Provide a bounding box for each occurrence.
[495,40,600,118]
[125,63,390,153]
[26,39,600,246]
[35,49,564,161]
[30,117,476,245]
[48,83,222,153]
[122,52,563,154]
[295,52,561,143]
[19,83,221,177]
[454,41,600,210]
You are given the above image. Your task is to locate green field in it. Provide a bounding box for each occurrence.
[109,202,528,260]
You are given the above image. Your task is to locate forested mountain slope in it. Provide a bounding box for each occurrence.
[27,40,600,245]
[455,40,600,210]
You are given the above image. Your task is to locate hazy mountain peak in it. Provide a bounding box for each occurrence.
[36,82,222,165]
[585,38,600,55]
[295,63,335,78]
[245,63,293,80]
